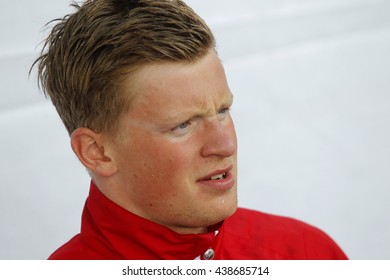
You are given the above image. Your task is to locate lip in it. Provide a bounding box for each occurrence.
[197,164,235,191]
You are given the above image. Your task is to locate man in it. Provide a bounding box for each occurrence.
[32,0,347,260]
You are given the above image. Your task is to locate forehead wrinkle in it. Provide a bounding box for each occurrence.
[161,90,234,124]
[161,103,206,124]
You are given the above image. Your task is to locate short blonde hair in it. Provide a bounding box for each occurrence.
[32,0,215,135]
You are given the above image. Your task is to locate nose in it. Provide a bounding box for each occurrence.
[200,117,237,158]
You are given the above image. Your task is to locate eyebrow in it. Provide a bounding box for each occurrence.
[161,92,234,124]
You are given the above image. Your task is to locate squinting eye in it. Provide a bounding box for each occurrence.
[177,122,190,129]
[217,107,231,119]
[173,121,191,131]
[219,107,230,114]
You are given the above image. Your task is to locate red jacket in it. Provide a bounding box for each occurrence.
[49,182,347,260]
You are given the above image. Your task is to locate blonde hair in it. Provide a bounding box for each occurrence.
[32,0,215,135]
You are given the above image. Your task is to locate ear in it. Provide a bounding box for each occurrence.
[70,128,118,177]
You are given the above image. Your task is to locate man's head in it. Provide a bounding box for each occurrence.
[33,0,237,234]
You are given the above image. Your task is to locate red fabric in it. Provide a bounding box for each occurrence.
[49,182,348,260]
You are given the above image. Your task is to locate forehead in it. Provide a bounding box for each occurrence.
[123,50,231,117]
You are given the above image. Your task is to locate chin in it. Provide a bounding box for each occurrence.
[221,200,238,219]
[207,197,238,226]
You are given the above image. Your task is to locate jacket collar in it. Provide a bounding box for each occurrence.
[81,181,224,259]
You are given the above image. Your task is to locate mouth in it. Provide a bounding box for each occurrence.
[199,165,232,181]
[210,173,227,180]
[198,165,235,191]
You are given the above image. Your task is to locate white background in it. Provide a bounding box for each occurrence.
[0,0,389,259]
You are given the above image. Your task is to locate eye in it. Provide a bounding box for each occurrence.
[176,121,191,130]
[171,120,192,135]
[219,107,230,114]
[217,107,231,120]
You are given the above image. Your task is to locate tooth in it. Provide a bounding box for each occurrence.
[210,173,225,180]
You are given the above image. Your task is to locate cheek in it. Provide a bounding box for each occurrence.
[131,144,198,207]
[131,137,198,183]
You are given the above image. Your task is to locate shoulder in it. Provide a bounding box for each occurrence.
[223,208,347,259]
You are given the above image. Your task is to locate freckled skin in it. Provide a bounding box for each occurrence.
[100,50,238,234]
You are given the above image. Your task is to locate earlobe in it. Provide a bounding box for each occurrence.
[70,128,118,177]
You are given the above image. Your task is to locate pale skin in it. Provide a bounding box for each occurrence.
[71,49,238,234]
